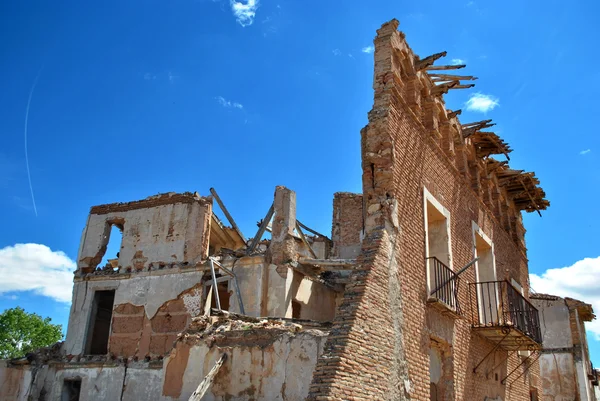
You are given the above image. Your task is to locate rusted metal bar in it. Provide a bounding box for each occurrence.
[209,258,221,311]
[473,328,511,373]
[210,258,246,315]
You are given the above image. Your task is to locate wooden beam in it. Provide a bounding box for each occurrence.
[188,353,228,401]
[518,178,542,217]
[416,51,447,70]
[210,188,245,243]
[297,220,333,243]
[299,258,356,267]
[246,203,274,255]
[295,221,318,259]
[447,109,462,118]
[426,64,466,71]
[429,74,478,81]
[431,80,459,96]
[454,84,476,89]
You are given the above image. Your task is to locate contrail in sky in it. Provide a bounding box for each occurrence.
[24,66,43,217]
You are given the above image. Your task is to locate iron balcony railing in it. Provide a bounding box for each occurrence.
[468,280,542,344]
[427,257,461,314]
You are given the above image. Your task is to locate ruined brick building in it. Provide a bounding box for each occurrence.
[531,294,598,401]
[2,18,584,401]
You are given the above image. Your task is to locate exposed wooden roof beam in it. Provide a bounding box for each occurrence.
[416,51,447,70]
[429,74,478,81]
[426,64,466,71]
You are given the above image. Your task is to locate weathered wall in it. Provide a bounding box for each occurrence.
[331,192,363,259]
[0,364,31,401]
[163,331,327,400]
[290,270,338,321]
[539,353,578,400]
[309,19,541,400]
[65,269,204,356]
[77,193,211,272]
[533,298,573,349]
[51,365,126,400]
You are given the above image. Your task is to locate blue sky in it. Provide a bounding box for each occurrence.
[1,0,600,364]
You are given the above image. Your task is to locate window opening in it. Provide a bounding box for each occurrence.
[98,223,123,271]
[217,281,230,311]
[474,226,498,325]
[292,300,302,319]
[85,290,115,355]
[62,378,81,401]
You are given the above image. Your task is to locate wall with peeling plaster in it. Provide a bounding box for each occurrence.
[65,270,203,355]
[166,332,327,400]
[77,199,210,272]
[0,364,31,401]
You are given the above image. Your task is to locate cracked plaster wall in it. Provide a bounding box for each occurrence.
[65,271,203,355]
[164,332,327,400]
[77,201,209,272]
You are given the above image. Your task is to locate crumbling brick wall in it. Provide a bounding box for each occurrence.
[309,19,541,401]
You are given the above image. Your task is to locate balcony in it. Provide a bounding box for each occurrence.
[427,257,461,315]
[468,280,542,350]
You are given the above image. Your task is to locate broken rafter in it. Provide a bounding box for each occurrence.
[447,109,462,118]
[188,353,228,401]
[210,188,245,242]
[295,221,318,259]
[299,258,356,267]
[429,73,478,81]
[454,83,476,89]
[426,64,466,71]
[518,177,542,217]
[415,51,447,70]
[462,120,496,138]
[297,220,333,244]
[246,203,275,255]
[431,80,459,96]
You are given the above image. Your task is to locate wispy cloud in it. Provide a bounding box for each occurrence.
[580,149,591,155]
[465,93,499,113]
[451,58,465,65]
[332,49,342,56]
[144,73,157,80]
[0,244,75,303]
[362,45,374,54]
[230,0,259,27]
[216,96,243,109]
[531,256,600,339]
[168,71,179,83]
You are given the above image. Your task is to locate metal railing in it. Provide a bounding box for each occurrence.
[468,280,542,344]
[427,257,461,314]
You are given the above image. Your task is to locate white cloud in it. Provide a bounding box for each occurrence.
[168,71,179,82]
[362,45,374,54]
[451,58,465,65]
[332,49,342,56]
[143,73,156,80]
[465,93,499,113]
[0,244,75,303]
[580,149,591,155]
[531,256,600,339]
[216,96,243,109]
[230,0,259,27]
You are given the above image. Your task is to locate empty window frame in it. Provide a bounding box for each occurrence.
[424,188,453,302]
[62,378,82,401]
[84,290,115,355]
[203,277,231,312]
[472,222,498,325]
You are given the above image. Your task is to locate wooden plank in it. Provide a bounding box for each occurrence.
[210,188,246,243]
[246,203,275,255]
[426,64,466,71]
[295,222,318,259]
[429,73,478,81]
[188,353,228,401]
[299,258,356,267]
[415,51,447,70]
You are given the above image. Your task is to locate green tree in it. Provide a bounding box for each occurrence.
[0,307,63,359]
